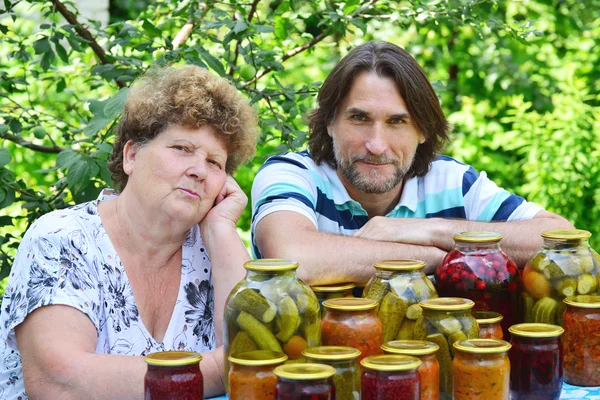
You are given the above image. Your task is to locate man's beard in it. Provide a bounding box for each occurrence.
[333,142,413,194]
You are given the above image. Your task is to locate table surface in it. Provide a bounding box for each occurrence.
[209,382,600,399]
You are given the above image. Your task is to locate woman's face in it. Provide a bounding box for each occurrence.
[123,124,228,226]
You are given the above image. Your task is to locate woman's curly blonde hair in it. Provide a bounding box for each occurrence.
[108,65,259,191]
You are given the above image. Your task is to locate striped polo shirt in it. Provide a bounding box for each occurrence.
[250,151,542,258]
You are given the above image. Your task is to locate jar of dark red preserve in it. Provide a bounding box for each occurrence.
[144,351,203,400]
[273,363,336,400]
[361,354,421,400]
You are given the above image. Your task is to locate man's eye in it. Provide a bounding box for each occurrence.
[390,118,405,125]
[352,114,366,121]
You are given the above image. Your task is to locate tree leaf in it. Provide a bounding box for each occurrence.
[67,157,95,193]
[233,20,248,34]
[54,42,69,63]
[56,150,81,170]
[142,20,162,38]
[40,50,55,71]
[33,37,50,54]
[83,116,112,137]
[103,87,129,120]
[196,46,226,77]
[0,148,11,167]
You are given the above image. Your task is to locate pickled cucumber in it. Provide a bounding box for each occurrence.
[396,319,416,340]
[532,297,559,324]
[410,278,433,299]
[542,261,565,280]
[275,296,301,342]
[237,311,283,352]
[532,253,551,272]
[378,292,409,342]
[429,315,462,335]
[523,293,534,323]
[556,277,577,297]
[389,275,412,297]
[405,304,423,320]
[460,318,479,338]
[230,331,258,355]
[363,279,390,312]
[296,293,320,314]
[230,288,277,323]
[448,331,467,356]
[577,273,598,295]
[412,316,428,340]
[427,333,453,396]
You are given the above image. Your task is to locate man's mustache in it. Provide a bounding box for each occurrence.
[352,154,400,165]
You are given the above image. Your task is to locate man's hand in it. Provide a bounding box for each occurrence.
[200,175,248,229]
[353,217,453,250]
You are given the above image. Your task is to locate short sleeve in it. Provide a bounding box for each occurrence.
[462,168,543,222]
[1,212,102,350]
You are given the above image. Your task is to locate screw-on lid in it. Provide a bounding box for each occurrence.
[541,229,591,240]
[144,351,202,367]
[473,311,504,325]
[563,295,600,309]
[373,260,426,271]
[302,346,361,361]
[381,340,439,356]
[360,355,422,371]
[453,339,511,354]
[452,232,502,243]
[273,363,336,380]
[310,282,356,293]
[323,298,378,311]
[228,350,288,366]
[420,297,475,311]
[244,259,299,271]
[508,323,564,338]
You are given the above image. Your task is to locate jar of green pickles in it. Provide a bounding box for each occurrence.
[302,346,361,400]
[362,260,438,343]
[414,298,479,400]
[523,229,600,326]
[224,259,321,389]
[311,282,356,317]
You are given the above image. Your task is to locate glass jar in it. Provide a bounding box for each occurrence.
[144,351,203,400]
[563,295,600,386]
[473,311,504,339]
[435,232,520,338]
[414,297,478,400]
[361,354,421,400]
[508,323,564,399]
[363,260,438,342]
[228,350,288,400]
[224,259,321,388]
[310,282,356,318]
[273,363,336,400]
[321,298,383,362]
[452,339,511,400]
[302,346,361,400]
[381,340,439,400]
[523,229,599,327]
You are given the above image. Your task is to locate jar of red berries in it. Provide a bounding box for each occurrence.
[435,232,520,339]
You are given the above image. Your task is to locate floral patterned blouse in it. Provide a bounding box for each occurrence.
[0,189,216,400]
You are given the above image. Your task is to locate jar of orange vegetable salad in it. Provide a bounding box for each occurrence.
[452,339,511,400]
[228,350,288,400]
[381,340,439,400]
[563,295,600,386]
[473,311,504,339]
[321,298,383,362]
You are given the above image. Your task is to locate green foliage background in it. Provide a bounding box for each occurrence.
[1,0,599,290]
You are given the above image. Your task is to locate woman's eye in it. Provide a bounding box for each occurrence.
[208,159,222,169]
[173,145,190,153]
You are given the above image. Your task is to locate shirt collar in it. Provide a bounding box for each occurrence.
[391,176,419,213]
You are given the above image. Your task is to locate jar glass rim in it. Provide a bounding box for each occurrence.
[302,346,361,360]
[563,295,600,309]
[323,298,378,311]
[310,282,356,293]
[382,340,439,355]
[541,229,591,240]
[420,297,475,311]
[373,259,426,271]
[273,363,336,380]
[508,323,564,338]
[228,350,288,366]
[452,231,502,243]
[453,339,511,354]
[244,259,299,271]
[360,355,422,371]
[144,351,202,366]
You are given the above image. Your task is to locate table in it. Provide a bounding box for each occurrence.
[208,382,600,399]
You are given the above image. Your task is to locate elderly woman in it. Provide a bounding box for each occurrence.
[0,65,258,399]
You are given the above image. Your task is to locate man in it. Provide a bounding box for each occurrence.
[251,41,573,286]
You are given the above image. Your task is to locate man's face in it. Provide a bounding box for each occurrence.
[328,71,425,194]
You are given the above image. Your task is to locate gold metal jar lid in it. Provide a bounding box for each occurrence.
[508,323,564,338]
[273,363,336,380]
[373,260,426,271]
[541,229,591,240]
[302,346,361,361]
[360,355,422,371]
[244,259,299,271]
[452,232,502,243]
[144,351,202,367]
[382,340,439,356]
[453,339,511,354]
[420,297,475,311]
[563,295,600,309]
[473,311,504,325]
[311,282,356,293]
[228,350,288,366]
[323,298,378,311]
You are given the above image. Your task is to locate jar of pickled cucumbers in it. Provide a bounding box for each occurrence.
[473,311,504,340]
[310,282,356,318]
[228,350,288,400]
[362,260,437,343]
[274,363,336,400]
[563,295,600,386]
[321,298,383,362]
[302,346,361,400]
[413,298,479,400]
[435,232,520,339]
[452,339,511,400]
[224,259,321,390]
[361,355,422,400]
[523,229,600,327]
[381,340,439,400]
[508,323,564,399]
[144,351,203,400]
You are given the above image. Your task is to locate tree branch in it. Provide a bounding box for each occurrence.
[50,0,125,88]
[243,0,379,86]
[0,131,67,153]
[228,0,261,75]
[173,2,210,50]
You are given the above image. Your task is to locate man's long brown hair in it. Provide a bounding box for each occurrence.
[308,41,451,178]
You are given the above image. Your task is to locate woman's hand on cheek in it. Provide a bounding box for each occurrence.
[200,175,248,228]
